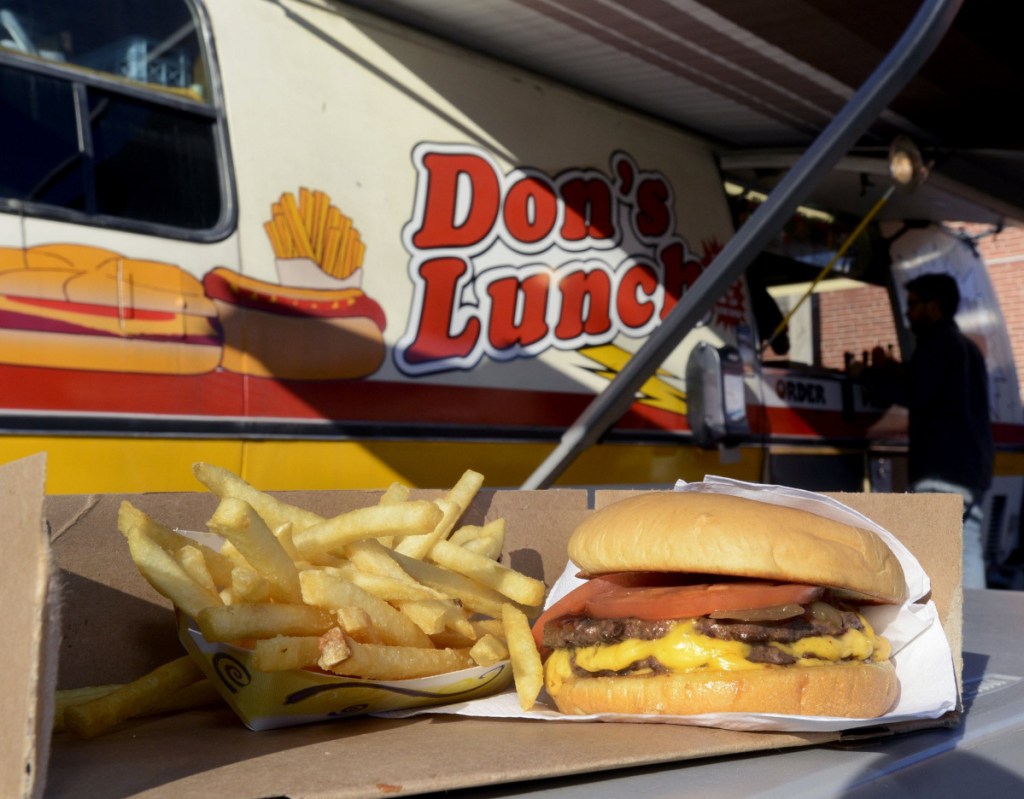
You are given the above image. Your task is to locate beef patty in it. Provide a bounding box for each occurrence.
[544,603,865,672]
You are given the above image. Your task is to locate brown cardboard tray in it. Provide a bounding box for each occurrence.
[3,454,964,798]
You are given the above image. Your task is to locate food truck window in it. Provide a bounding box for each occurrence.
[0,0,229,237]
[0,0,210,98]
[732,181,892,371]
[0,67,81,208]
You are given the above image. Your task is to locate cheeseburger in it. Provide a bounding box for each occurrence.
[534,492,906,718]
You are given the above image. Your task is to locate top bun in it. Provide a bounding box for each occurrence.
[568,492,906,604]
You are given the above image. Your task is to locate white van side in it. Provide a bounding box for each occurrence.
[2,0,1022,587]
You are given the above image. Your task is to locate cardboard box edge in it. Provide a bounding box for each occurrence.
[2,453,58,799]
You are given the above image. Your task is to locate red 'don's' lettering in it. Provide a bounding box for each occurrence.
[411,153,500,250]
[503,176,559,245]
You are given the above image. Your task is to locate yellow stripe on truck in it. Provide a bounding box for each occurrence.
[0,436,764,494]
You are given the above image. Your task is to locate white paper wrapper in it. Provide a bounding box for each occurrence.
[381,477,959,732]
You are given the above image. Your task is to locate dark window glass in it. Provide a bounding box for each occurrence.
[1,0,210,101]
[90,88,220,228]
[0,0,225,233]
[0,66,86,209]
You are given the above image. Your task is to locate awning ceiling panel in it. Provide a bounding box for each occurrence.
[344,0,1024,226]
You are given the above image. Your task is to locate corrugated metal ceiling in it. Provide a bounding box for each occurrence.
[343,0,1024,226]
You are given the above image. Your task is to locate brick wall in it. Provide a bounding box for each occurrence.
[981,228,1024,399]
[817,283,898,369]
[815,224,1024,395]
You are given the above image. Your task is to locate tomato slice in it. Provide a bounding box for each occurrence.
[584,581,825,621]
[530,573,673,651]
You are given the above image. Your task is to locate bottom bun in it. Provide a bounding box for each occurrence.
[547,660,898,718]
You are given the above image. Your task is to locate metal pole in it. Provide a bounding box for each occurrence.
[521,0,963,490]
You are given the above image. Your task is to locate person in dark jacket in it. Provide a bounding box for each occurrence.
[849,272,993,588]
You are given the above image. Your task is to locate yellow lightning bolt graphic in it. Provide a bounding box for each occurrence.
[578,345,687,415]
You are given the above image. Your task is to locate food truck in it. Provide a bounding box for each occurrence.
[2,0,1023,578]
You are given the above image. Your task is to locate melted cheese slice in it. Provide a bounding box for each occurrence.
[546,615,890,696]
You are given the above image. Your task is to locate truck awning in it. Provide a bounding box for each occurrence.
[348,0,1024,227]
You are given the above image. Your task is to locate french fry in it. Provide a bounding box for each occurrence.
[318,627,351,669]
[176,544,218,594]
[280,191,315,259]
[252,636,323,672]
[267,190,364,277]
[449,518,506,561]
[448,525,479,548]
[470,618,506,639]
[53,685,121,733]
[393,499,461,560]
[147,678,223,715]
[337,233,355,279]
[443,606,477,639]
[207,497,302,603]
[292,501,443,559]
[264,219,284,257]
[299,569,432,648]
[325,212,354,277]
[312,192,330,264]
[502,604,544,711]
[429,617,509,649]
[63,655,204,739]
[192,462,324,532]
[470,634,510,668]
[126,526,222,619]
[428,629,477,649]
[390,469,481,558]
[373,483,409,547]
[347,234,365,277]
[299,187,315,239]
[397,598,475,638]
[318,635,475,680]
[294,548,346,570]
[274,521,301,562]
[54,679,222,734]
[445,468,485,514]
[389,550,512,618]
[428,539,545,607]
[322,224,342,276]
[117,501,188,549]
[342,539,419,585]
[272,211,294,257]
[394,599,446,635]
[196,603,335,642]
[230,565,272,604]
[219,540,251,571]
[338,567,449,603]
[334,606,375,641]
[118,501,235,586]
[378,481,410,506]
[108,462,545,734]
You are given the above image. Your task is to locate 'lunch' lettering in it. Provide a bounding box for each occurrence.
[397,144,726,375]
